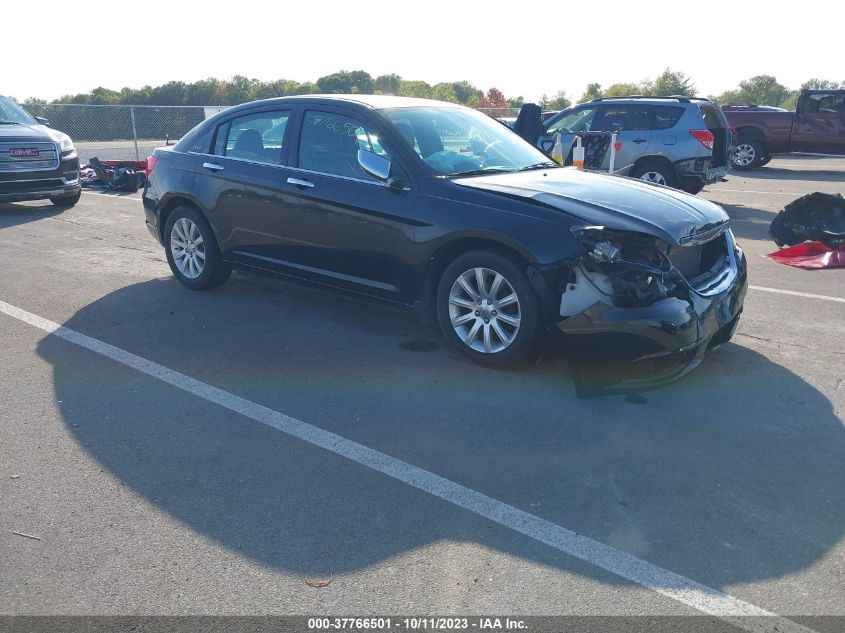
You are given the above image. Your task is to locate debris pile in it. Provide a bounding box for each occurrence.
[767,192,845,269]
[79,157,147,192]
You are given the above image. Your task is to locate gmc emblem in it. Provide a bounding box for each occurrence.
[10,148,39,157]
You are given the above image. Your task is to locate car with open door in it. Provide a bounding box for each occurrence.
[143,95,746,393]
[537,96,733,195]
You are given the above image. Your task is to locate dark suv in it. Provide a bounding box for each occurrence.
[538,97,733,195]
[0,96,81,207]
[143,95,746,392]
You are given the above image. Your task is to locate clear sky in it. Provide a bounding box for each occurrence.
[6,0,842,102]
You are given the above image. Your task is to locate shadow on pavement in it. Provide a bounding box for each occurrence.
[738,166,845,184]
[36,274,845,593]
[717,203,775,242]
[0,201,64,229]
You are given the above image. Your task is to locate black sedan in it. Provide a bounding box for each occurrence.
[142,95,747,392]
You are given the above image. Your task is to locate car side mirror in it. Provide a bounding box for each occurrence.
[357,149,391,182]
[35,117,50,126]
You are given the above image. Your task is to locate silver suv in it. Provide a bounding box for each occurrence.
[537,96,732,194]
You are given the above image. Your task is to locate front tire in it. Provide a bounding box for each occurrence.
[732,138,765,170]
[50,191,81,207]
[630,161,677,188]
[436,251,543,367]
[680,180,705,195]
[164,205,231,290]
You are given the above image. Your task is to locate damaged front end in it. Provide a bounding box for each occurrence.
[556,224,747,395]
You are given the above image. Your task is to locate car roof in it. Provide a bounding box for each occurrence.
[225,94,466,112]
[587,96,710,106]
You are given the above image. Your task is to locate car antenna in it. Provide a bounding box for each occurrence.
[272,82,282,98]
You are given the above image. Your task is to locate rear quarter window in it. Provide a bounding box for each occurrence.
[652,106,685,130]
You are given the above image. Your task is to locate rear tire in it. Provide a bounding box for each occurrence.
[732,138,765,170]
[436,250,543,367]
[50,191,81,207]
[164,205,231,290]
[630,161,677,188]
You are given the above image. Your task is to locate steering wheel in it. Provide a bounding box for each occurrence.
[483,139,504,154]
[478,139,505,167]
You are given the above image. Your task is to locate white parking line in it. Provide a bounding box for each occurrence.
[751,286,845,304]
[707,188,805,196]
[0,299,815,633]
[81,190,142,201]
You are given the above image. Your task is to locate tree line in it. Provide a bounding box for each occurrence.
[20,69,845,112]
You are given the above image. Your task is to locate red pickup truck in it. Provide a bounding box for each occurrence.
[723,89,845,170]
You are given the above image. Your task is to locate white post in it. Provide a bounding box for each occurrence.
[129,106,140,161]
[609,131,618,174]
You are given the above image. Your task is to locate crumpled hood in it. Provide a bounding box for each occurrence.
[453,168,729,245]
[0,123,64,144]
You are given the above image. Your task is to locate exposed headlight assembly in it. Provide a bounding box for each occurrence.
[569,225,684,307]
[58,133,77,159]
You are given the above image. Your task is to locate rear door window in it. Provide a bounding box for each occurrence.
[592,106,650,131]
[652,106,685,130]
[212,110,290,164]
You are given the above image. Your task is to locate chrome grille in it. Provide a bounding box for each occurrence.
[0,142,60,171]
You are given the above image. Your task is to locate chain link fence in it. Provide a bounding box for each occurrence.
[19,104,520,165]
[476,107,520,119]
[20,104,223,164]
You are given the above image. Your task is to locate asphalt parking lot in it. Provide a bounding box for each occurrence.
[1,156,843,628]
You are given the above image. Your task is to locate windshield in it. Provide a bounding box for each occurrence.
[381,106,555,176]
[545,106,598,135]
[0,97,37,125]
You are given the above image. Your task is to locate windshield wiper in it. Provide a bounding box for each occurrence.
[447,167,514,178]
[519,161,559,171]
[0,120,23,125]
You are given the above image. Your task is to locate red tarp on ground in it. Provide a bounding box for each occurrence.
[766,241,845,269]
[99,160,148,171]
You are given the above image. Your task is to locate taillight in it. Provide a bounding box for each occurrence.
[145,155,158,178]
[689,129,715,150]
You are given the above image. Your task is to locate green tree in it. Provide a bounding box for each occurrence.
[398,80,433,98]
[431,83,459,103]
[780,91,800,111]
[184,79,221,105]
[579,82,603,103]
[603,82,642,98]
[650,68,696,96]
[292,82,317,96]
[715,75,788,107]
[316,70,373,94]
[450,81,482,104]
[89,87,121,105]
[545,90,571,110]
[507,96,525,109]
[801,78,841,90]
[149,81,187,106]
[374,73,401,95]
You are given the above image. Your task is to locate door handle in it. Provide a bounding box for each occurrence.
[632,138,647,144]
[287,177,314,189]
[202,162,224,172]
